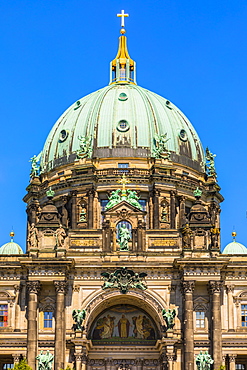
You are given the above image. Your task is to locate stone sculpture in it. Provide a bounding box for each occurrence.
[55,224,66,248]
[27,223,39,248]
[72,309,86,331]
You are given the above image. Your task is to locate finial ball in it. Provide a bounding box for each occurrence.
[232,231,237,238]
[10,231,15,238]
[120,28,126,34]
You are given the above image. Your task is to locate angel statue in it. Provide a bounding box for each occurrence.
[162,308,176,330]
[72,309,86,331]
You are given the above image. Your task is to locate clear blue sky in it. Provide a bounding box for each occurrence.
[0,0,247,251]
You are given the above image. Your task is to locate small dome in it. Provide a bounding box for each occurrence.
[0,232,24,255]
[222,232,247,255]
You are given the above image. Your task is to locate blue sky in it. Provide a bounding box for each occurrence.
[0,0,247,250]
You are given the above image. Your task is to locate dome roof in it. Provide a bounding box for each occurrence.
[222,238,247,255]
[40,83,205,173]
[0,233,24,255]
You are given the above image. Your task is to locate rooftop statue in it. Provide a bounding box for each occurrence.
[196,351,214,370]
[29,155,40,178]
[153,133,170,159]
[72,309,86,331]
[118,225,131,250]
[36,350,54,370]
[101,267,147,294]
[105,189,121,210]
[27,223,39,248]
[162,308,176,330]
[77,135,92,159]
[205,147,217,177]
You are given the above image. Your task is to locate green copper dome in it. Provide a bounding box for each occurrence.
[0,233,24,255]
[222,241,247,255]
[40,83,205,173]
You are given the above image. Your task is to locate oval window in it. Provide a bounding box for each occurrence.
[117,120,130,132]
[118,92,128,101]
[179,129,188,142]
[59,129,69,142]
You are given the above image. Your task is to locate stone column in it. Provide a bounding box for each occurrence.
[229,355,237,370]
[136,359,143,370]
[26,280,41,370]
[208,281,222,369]
[81,354,87,370]
[87,189,95,229]
[75,354,82,370]
[71,191,78,229]
[226,284,235,331]
[167,354,175,370]
[182,280,195,370]
[105,359,112,370]
[170,191,176,229]
[54,280,67,370]
[14,284,21,331]
[152,189,160,229]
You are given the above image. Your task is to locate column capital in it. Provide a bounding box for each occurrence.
[12,354,21,363]
[208,280,222,294]
[181,280,195,294]
[26,280,41,294]
[166,354,176,361]
[14,284,21,293]
[226,284,235,293]
[54,280,68,294]
[229,354,237,362]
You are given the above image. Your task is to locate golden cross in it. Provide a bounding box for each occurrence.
[117,173,130,191]
[117,10,129,28]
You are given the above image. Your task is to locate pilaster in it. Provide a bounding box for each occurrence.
[208,280,222,368]
[181,280,195,370]
[54,280,67,370]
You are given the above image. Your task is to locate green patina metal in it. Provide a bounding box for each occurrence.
[36,350,54,370]
[153,133,170,159]
[29,154,41,178]
[162,308,176,330]
[193,187,202,198]
[118,225,131,250]
[105,188,142,211]
[76,135,93,159]
[196,351,214,370]
[72,309,86,331]
[40,84,205,172]
[101,267,147,294]
[205,147,217,177]
[46,187,55,198]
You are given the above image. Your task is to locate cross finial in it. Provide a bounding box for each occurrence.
[117,173,130,191]
[117,10,129,28]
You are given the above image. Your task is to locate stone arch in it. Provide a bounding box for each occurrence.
[82,288,166,336]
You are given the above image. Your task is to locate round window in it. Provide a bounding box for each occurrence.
[118,92,128,101]
[179,129,188,142]
[59,129,69,142]
[74,100,81,110]
[117,120,130,132]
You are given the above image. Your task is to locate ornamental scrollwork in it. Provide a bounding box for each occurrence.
[101,267,147,294]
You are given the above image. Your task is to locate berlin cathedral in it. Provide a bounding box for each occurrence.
[0,10,247,370]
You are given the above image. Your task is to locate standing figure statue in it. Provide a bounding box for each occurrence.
[72,309,86,331]
[162,308,176,330]
[30,155,41,178]
[27,223,39,248]
[36,350,54,370]
[196,351,214,370]
[205,147,217,177]
[55,224,66,248]
[118,225,131,251]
